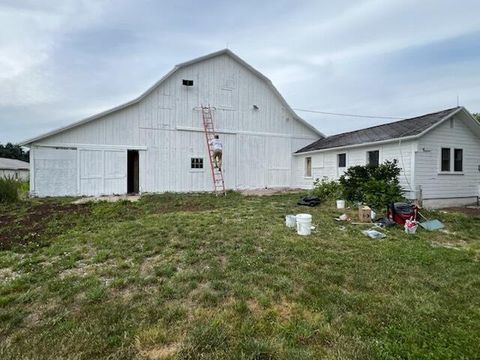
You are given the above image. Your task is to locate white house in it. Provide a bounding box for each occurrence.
[20,49,322,197]
[0,158,29,181]
[293,107,480,208]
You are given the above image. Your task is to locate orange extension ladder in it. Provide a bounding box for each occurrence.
[201,106,226,196]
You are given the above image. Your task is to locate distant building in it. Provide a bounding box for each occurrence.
[0,158,29,181]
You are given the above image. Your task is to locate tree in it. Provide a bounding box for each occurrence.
[0,143,29,162]
[473,113,480,123]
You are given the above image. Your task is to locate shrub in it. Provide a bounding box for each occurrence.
[339,161,405,211]
[0,177,19,203]
[312,178,343,201]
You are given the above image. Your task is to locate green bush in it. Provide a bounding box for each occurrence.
[312,178,343,201]
[0,177,19,203]
[339,161,405,211]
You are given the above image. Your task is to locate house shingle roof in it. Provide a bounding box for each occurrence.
[0,158,29,170]
[296,107,460,153]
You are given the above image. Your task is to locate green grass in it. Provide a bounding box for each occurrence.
[0,192,479,359]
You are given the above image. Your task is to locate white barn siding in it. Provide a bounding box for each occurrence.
[415,114,480,207]
[30,52,319,196]
[293,140,416,198]
[32,147,77,197]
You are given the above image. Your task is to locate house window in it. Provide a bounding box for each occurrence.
[338,153,346,168]
[441,148,451,172]
[454,149,463,172]
[367,150,380,166]
[191,158,204,169]
[305,157,312,177]
[182,79,194,86]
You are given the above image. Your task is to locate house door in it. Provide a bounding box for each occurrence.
[127,150,139,193]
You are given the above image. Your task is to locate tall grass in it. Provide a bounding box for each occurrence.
[0,176,19,203]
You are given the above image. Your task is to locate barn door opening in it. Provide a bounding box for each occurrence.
[127,150,139,194]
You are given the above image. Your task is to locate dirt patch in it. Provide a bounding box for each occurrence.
[140,254,164,276]
[24,300,60,327]
[0,203,91,250]
[73,195,140,204]
[139,343,179,359]
[0,268,20,282]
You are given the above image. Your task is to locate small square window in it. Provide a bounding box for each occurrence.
[191,158,204,169]
[441,148,450,172]
[305,157,312,177]
[338,153,346,168]
[367,150,380,166]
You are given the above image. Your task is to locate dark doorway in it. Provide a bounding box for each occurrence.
[127,150,139,194]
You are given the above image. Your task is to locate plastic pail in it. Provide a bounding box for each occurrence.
[285,215,296,228]
[296,214,312,235]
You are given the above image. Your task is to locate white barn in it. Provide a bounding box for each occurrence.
[21,49,322,197]
[20,49,480,208]
[293,107,480,208]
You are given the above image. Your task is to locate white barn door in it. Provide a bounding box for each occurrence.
[34,147,77,196]
[79,149,127,196]
[105,150,127,194]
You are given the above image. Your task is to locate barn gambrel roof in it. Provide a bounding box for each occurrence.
[20,49,323,146]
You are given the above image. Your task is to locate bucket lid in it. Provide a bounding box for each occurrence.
[296,213,312,220]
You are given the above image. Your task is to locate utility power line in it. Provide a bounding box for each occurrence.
[292,108,403,120]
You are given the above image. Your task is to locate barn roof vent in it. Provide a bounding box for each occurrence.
[182,79,194,86]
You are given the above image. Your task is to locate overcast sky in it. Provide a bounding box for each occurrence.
[1,0,480,143]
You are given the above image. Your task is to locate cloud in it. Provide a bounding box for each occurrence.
[1,0,480,143]
[0,0,108,105]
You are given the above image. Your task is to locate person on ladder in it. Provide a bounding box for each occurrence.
[209,134,223,171]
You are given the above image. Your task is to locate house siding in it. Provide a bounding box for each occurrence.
[415,113,480,208]
[293,140,417,199]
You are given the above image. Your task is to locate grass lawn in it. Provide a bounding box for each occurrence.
[0,192,479,359]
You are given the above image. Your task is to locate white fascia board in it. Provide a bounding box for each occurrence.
[34,143,147,151]
[292,135,420,156]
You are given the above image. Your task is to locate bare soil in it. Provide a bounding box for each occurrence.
[0,203,90,250]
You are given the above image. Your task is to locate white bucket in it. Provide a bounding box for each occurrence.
[296,214,312,236]
[285,215,296,228]
[336,200,345,209]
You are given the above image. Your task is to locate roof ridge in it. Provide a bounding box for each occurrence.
[295,107,463,153]
[321,107,459,140]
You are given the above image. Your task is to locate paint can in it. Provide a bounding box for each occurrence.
[285,215,296,228]
[296,214,312,235]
